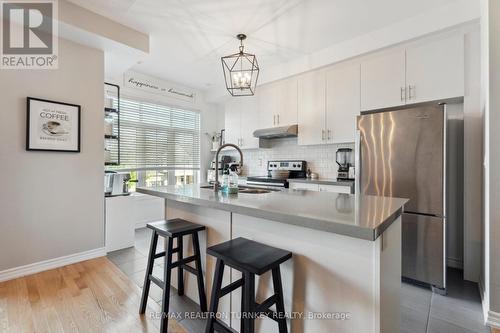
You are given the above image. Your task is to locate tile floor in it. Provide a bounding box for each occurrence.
[107,228,491,333]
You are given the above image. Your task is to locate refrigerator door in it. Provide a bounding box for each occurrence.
[402,213,445,288]
[357,105,444,216]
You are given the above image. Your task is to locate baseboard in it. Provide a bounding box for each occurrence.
[0,247,106,283]
[447,257,464,269]
[486,310,500,329]
[479,277,489,325]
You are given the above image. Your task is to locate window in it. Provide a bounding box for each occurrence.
[108,97,201,188]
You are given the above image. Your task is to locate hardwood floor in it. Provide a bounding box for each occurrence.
[0,257,186,333]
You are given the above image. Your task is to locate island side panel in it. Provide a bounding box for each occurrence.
[165,200,232,326]
[374,216,401,333]
[231,213,379,333]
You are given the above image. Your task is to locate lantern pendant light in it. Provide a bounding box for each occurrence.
[221,34,259,96]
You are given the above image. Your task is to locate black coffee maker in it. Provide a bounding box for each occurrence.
[336,148,353,181]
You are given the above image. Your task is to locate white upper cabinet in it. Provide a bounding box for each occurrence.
[361,34,465,111]
[258,78,298,128]
[405,35,464,104]
[360,50,406,112]
[224,97,259,149]
[224,99,241,146]
[274,78,298,127]
[298,70,326,146]
[257,84,276,129]
[326,63,360,144]
[239,97,259,149]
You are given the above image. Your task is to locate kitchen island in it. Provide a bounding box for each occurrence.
[137,185,407,333]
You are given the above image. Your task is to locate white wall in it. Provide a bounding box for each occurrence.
[481,0,500,327]
[0,38,105,272]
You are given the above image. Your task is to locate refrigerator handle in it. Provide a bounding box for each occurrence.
[355,116,362,195]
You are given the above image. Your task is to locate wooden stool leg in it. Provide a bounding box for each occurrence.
[192,232,207,312]
[160,237,174,333]
[272,266,288,333]
[177,235,184,296]
[139,231,158,314]
[205,258,224,333]
[243,271,255,333]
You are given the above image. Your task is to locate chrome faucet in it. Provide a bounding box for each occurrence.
[214,143,243,192]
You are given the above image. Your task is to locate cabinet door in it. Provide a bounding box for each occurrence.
[239,97,259,149]
[326,63,360,144]
[406,35,464,104]
[289,182,319,191]
[275,77,298,127]
[257,84,277,128]
[298,70,326,146]
[360,50,406,111]
[224,99,241,145]
[318,184,352,194]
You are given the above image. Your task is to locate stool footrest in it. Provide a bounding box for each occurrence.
[153,251,166,259]
[255,294,278,313]
[182,264,198,275]
[171,255,196,268]
[213,319,238,333]
[220,278,244,298]
[149,275,164,289]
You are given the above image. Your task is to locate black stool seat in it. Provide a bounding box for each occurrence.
[206,237,292,333]
[147,218,205,237]
[207,237,292,275]
[140,218,207,333]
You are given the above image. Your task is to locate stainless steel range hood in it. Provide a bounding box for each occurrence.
[253,124,298,139]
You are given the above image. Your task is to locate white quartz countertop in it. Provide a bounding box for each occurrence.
[136,185,408,241]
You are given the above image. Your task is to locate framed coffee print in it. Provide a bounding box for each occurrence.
[26,97,81,152]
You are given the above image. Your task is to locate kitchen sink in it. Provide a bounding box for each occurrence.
[238,188,271,194]
[199,185,275,194]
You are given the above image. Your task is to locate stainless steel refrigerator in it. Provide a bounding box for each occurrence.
[356,104,462,293]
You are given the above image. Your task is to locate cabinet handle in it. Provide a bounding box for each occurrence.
[273,115,276,126]
[400,87,406,101]
[328,129,331,141]
[277,114,280,125]
[408,85,415,100]
[240,138,243,146]
[322,130,325,141]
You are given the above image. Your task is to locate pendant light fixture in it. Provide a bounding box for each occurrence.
[221,34,259,96]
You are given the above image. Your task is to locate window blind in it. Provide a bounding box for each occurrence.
[112,97,201,170]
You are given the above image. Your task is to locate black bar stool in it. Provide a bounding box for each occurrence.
[205,237,292,333]
[139,219,207,332]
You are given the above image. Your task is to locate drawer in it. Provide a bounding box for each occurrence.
[289,182,319,191]
[318,184,352,194]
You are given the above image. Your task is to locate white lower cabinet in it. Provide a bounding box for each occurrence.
[106,194,164,252]
[289,182,352,194]
[319,184,351,194]
[289,182,320,191]
[105,196,135,252]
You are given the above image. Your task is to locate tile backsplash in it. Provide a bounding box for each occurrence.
[224,138,355,179]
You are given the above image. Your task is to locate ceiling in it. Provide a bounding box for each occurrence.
[68,0,459,92]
